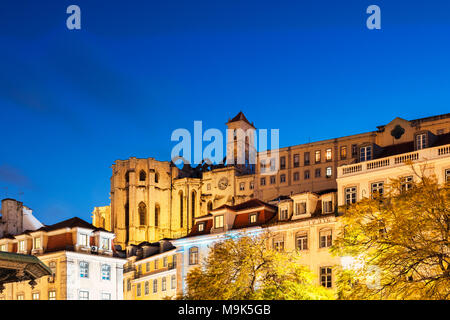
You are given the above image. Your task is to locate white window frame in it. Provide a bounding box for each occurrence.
[250,213,257,224]
[296,233,308,251]
[416,133,427,150]
[320,267,332,288]
[371,181,384,197]
[214,215,224,229]
[101,264,111,280]
[319,229,333,248]
[295,202,306,215]
[345,187,357,205]
[79,261,89,278]
[78,290,89,300]
[360,146,372,162]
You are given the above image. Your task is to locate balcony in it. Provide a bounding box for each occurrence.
[338,143,450,178]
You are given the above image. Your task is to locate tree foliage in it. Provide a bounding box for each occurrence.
[182,232,334,300]
[332,172,450,299]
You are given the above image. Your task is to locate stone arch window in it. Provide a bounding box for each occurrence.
[155,172,159,183]
[191,191,196,228]
[155,204,160,227]
[125,171,130,183]
[179,191,184,228]
[207,201,213,212]
[139,170,146,181]
[138,202,147,226]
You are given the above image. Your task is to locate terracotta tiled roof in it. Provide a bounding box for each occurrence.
[36,217,110,233]
[213,198,276,212]
[227,111,255,127]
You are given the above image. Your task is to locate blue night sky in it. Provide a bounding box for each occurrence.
[0,1,449,225]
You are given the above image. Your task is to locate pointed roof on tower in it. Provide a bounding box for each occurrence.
[226,111,255,128]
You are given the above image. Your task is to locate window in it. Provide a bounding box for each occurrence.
[304,152,310,166]
[273,238,284,251]
[162,277,167,291]
[323,201,332,213]
[250,181,254,190]
[326,148,332,161]
[360,146,372,162]
[296,233,308,250]
[101,264,111,280]
[171,275,176,289]
[145,281,149,295]
[280,156,286,170]
[198,223,204,232]
[137,283,141,296]
[49,261,56,281]
[250,213,257,223]
[320,267,332,288]
[189,247,199,265]
[304,170,310,180]
[100,237,110,250]
[401,176,413,191]
[293,172,299,181]
[214,215,224,229]
[102,293,111,300]
[17,294,24,300]
[127,279,131,291]
[280,174,286,183]
[79,261,89,278]
[319,229,332,248]
[326,167,332,178]
[0,244,7,252]
[371,182,384,198]
[153,279,158,293]
[416,133,427,150]
[446,169,450,183]
[78,290,89,300]
[239,182,245,191]
[48,291,56,300]
[34,237,41,249]
[139,170,146,181]
[146,262,150,272]
[155,172,159,183]
[154,259,158,269]
[345,187,357,205]
[155,204,160,227]
[138,202,147,226]
[260,177,266,186]
[280,209,288,220]
[163,257,168,268]
[315,168,321,178]
[340,146,347,160]
[270,176,276,184]
[293,154,300,168]
[315,150,321,163]
[79,234,89,247]
[207,183,211,191]
[138,264,142,275]
[295,202,306,215]
[32,292,40,300]
[270,158,276,172]
[19,240,26,252]
[351,144,358,158]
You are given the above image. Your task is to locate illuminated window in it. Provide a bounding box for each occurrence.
[101,264,111,280]
[17,294,24,300]
[79,261,89,278]
[296,233,308,251]
[293,154,300,167]
[79,234,89,247]
[33,237,41,249]
[214,215,224,229]
[416,133,427,150]
[320,267,332,288]
[326,148,332,161]
[295,202,306,215]
[250,213,257,224]
[100,237,110,250]
[198,223,204,232]
[19,240,26,252]
[48,291,56,300]
[326,167,332,178]
[189,247,199,265]
[319,229,332,248]
[345,187,357,205]
[0,244,7,252]
[360,146,372,162]
[153,279,158,293]
[340,146,347,160]
[32,292,40,300]
[315,150,321,163]
[162,277,167,291]
[78,290,89,300]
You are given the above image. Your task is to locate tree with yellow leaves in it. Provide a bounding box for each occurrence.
[182,232,334,300]
[332,173,450,299]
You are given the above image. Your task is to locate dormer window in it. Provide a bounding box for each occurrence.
[280,209,288,220]
[360,146,372,162]
[100,237,110,250]
[33,237,42,250]
[214,215,224,229]
[416,133,427,150]
[250,213,257,224]
[295,202,306,215]
[323,201,333,213]
[198,223,205,232]
[79,234,89,247]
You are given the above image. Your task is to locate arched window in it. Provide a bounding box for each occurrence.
[179,191,183,228]
[139,170,146,181]
[138,202,147,226]
[125,171,130,183]
[207,201,213,212]
[191,191,196,228]
[155,172,159,183]
[155,204,160,227]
